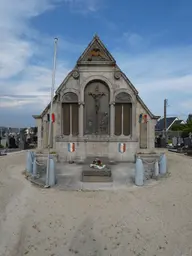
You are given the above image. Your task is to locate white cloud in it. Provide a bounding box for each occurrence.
[123,33,144,48]
[0,0,70,113]
[114,44,192,119]
[64,0,102,13]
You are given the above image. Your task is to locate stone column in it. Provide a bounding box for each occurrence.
[79,102,84,137]
[56,94,62,136]
[110,102,115,136]
[36,118,42,149]
[132,102,137,140]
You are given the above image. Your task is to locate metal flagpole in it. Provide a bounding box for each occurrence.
[45,37,58,188]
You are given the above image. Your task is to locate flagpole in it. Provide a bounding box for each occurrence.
[45,37,58,188]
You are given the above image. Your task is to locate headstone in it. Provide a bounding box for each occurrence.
[172,137,177,147]
[184,137,191,147]
[178,137,183,145]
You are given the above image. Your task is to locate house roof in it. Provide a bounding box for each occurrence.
[155,117,178,131]
[174,120,184,125]
[33,35,159,120]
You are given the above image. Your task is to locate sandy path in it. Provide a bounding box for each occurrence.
[0,152,192,256]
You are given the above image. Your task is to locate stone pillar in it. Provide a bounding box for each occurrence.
[56,94,62,136]
[110,102,115,136]
[79,102,84,137]
[43,120,47,148]
[36,118,42,149]
[132,102,137,140]
[147,119,155,149]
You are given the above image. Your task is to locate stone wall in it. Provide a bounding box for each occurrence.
[56,141,139,163]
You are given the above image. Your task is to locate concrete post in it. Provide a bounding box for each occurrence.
[159,153,167,175]
[48,158,56,186]
[26,151,33,174]
[154,160,159,177]
[135,157,144,186]
[32,157,37,177]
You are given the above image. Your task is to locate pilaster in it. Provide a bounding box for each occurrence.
[110,102,115,136]
[79,102,84,137]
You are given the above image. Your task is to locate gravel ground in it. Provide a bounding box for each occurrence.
[0,151,192,256]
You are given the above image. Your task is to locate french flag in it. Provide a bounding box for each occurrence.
[68,143,75,152]
[119,143,126,153]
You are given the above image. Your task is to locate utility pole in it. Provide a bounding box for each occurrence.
[164,99,168,144]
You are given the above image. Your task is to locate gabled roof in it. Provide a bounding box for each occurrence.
[174,120,185,125]
[155,117,178,131]
[33,35,159,120]
[77,34,116,65]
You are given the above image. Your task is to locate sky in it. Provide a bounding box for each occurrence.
[0,0,192,127]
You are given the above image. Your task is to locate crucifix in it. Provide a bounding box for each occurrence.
[88,85,106,133]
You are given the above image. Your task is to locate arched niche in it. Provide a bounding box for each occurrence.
[115,92,132,136]
[62,92,78,103]
[84,80,110,135]
[115,92,132,103]
[62,92,79,136]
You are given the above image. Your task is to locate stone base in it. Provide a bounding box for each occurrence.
[82,167,112,182]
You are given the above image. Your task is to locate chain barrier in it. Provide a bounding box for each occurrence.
[28,151,47,179]
[140,156,163,180]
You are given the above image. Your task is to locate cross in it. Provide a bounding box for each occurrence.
[88,85,106,134]
[88,85,105,114]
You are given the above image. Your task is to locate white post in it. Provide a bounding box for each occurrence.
[45,38,58,188]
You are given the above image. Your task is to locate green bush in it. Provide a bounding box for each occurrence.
[0,144,4,148]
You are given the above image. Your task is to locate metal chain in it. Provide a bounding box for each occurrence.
[35,159,46,167]
[141,159,158,165]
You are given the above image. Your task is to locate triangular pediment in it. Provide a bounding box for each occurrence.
[77,35,116,65]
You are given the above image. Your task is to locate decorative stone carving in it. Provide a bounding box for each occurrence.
[82,41,110,62]
[62,92,78,102]
[115,92,132,103]
[84,81,110,135]
[72,70,80,79]
[114,71,121,80]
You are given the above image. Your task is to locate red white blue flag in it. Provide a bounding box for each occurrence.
[68,142,75,152]
[119,143,126,153]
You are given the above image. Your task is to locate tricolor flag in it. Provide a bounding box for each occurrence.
[68,142,75,152]
[119,143,126,153]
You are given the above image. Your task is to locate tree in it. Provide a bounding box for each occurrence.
[171,121,192,137]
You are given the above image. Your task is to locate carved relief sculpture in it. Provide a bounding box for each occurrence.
[72,70,80,79]
[114,71,121,80]
[84,81,109,135]
[87,47,106,61]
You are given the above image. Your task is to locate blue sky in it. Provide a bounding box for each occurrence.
[0,0,192,127]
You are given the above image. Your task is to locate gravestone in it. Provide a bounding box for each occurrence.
[172,137,177,147]
[184,137,191,147]
[178,137,184,145]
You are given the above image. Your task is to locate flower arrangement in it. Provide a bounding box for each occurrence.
[90,158,106,170]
